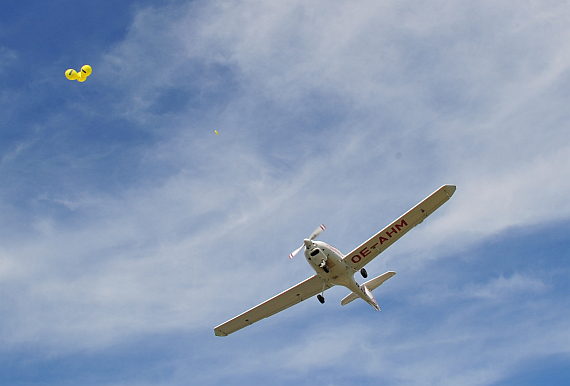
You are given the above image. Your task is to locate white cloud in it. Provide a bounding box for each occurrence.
[0,46,18,74]
[464,273,548,299]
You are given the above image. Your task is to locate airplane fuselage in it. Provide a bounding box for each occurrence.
[304,240,379,310]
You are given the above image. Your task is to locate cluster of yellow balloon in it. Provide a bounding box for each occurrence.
[65,65,92,82]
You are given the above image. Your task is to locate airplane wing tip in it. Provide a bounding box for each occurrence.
[442,184,457,197]
[214,328,228,337]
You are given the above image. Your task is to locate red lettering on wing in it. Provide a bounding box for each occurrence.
[360,247,370,257]
[351,255,362,263]
[379,236,389,245]
[386,227,398,238]
[395,219,408,231]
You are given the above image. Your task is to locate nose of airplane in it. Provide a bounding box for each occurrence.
[303,239,313,248]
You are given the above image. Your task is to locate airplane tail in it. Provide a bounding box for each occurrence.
[361,284,380,311]
[341,271,396,307]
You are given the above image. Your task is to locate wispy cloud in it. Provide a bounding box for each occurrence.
[463,273,548,299]
[0,46,18,74]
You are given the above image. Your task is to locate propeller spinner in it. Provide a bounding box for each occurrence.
[289,224,326,259]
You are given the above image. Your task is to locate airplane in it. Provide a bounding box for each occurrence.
[214,185,456,336]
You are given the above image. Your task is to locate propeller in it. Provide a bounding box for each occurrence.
[289,224,326,259]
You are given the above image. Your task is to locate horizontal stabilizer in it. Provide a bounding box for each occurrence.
[341,271,396,306]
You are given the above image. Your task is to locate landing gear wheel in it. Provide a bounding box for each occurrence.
[360,268,368,278]
[319,259,329,273]
[317,294,325,304]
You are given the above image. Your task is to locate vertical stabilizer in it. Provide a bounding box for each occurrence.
[362,284,380,311]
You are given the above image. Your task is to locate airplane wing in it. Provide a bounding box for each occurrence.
[214,275,331,337]
[343,185,456,271]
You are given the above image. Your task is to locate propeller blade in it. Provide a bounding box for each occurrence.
[308,224,326,240]
[289,224,325,259]
[289,245,304,259]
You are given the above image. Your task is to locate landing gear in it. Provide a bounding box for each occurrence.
[319,259,329,273]
[360,268,368,278]
[317,281,326,304]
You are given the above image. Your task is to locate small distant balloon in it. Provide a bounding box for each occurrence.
[215,131,219,135]
[65,69,78,80]
[65,65,92,82]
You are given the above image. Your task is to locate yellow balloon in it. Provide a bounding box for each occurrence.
[81,65,92,77]
[65,69,78,80]
[77,72,87,82]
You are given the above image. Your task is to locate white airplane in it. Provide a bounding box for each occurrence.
[214,185,456,336]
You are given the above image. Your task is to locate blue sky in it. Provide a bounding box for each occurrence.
[1,0,570,385]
